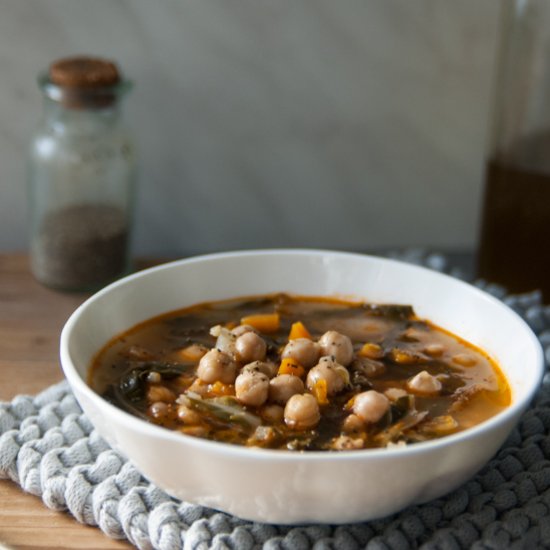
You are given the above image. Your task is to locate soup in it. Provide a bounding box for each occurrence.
[89,293,510,451]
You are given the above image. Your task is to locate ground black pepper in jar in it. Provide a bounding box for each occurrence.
[28,56,136,291]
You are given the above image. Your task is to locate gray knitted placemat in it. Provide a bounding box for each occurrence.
[2,251,550,550]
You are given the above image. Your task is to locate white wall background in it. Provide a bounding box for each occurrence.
[0,0,500,256]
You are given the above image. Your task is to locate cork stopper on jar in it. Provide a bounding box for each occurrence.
[49,56,120,88]
[47,56,122,109]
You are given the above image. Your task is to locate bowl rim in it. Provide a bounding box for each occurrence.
[60,248,545,462]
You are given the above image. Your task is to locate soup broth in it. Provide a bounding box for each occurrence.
[90,294,510,451]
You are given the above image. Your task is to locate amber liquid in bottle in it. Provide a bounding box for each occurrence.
[478,137,550,302]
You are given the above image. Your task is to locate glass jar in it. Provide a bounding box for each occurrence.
[477,0,550,301]
[28,57,136,291]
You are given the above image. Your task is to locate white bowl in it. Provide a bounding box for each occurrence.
[60,250,543,524]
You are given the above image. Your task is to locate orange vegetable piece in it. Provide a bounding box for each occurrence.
[288,321,312,340]
[357,342,384,359]
[240,312,280,333]
[344,395,356,411]
[313,379,329,405]
[208,381,234,397]
[278,357,305,378]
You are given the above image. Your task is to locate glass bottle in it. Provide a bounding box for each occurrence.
[28,56,136,291]
[478,0,550,302]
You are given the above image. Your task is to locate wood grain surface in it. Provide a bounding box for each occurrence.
[0,254,134,549]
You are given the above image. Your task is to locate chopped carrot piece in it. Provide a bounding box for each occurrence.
[208,381,234,397]
[344,395,356,411]
[313,379,329,405]
[288,321,312,340]
[357,342,384,359]
[225,321,237,330]
[240,312,280,333]
[278,357,305,378]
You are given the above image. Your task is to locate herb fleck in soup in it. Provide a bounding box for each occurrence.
[89,294,510,451]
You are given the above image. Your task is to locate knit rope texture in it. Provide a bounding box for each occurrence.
[1,251,550,550]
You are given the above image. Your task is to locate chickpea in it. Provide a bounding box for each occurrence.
[331,435,364,450]
[306,356,348,396]
[424,343,445,357]
[342,413,364,433]
[318,331,354,366]
[146,371,161,384]
[126,345,154,361]
[231,324,258,337]
[284,393,321,429]
[235,332,267,363]
[261,404,284,423]
[181,425,209,438]
[197,348,238,384]
[242,360,278,379]
[384,387,408,401]
[235,370,270,407]
[146,385,176,403]
[148,401,169,419]
[177,405,201,425]
[178,343,208,362]
[282,338,320,369]
[401,327,423,341]
[421,415,459,436]
[353,391,390,424]
[209,324,223,337]
[269,374,304,405]
[452,353,477,367]
[351,357,386,378]
[407,370,442,394]
[249,425,278,446]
